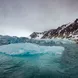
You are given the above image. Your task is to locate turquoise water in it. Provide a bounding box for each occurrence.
[0,39,78,78]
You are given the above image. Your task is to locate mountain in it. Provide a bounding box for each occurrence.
[30,31,47,39]
[30,19,78,41]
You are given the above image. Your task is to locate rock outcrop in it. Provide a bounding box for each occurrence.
[30,31,47,39]
[42,19,78,39]
[30,19,78,41]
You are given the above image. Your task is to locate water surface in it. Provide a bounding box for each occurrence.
[0,39,78,78]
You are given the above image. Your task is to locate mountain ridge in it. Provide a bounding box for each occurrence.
[30,19,78,42]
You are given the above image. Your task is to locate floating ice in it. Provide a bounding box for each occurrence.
[0,43,64,56]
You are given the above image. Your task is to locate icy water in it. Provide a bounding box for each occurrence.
[0,39,78,78]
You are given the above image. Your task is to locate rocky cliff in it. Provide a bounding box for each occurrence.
[30,19,78,41]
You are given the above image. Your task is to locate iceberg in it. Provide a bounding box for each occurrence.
[0,43,64,56]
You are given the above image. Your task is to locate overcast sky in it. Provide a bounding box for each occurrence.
[0,0,78,37]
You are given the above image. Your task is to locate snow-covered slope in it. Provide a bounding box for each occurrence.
[30,19,78,41]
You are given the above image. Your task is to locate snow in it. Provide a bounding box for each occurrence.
[71,35,78,40]
[59,23,71,34]
[35,34,43,39]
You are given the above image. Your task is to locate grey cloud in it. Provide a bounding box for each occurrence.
[0,0,78,36]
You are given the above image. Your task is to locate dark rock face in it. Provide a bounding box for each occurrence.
[30,32,38,38]
[42,19,78,39]
[30,19,78,39]
[30,31,47,39]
